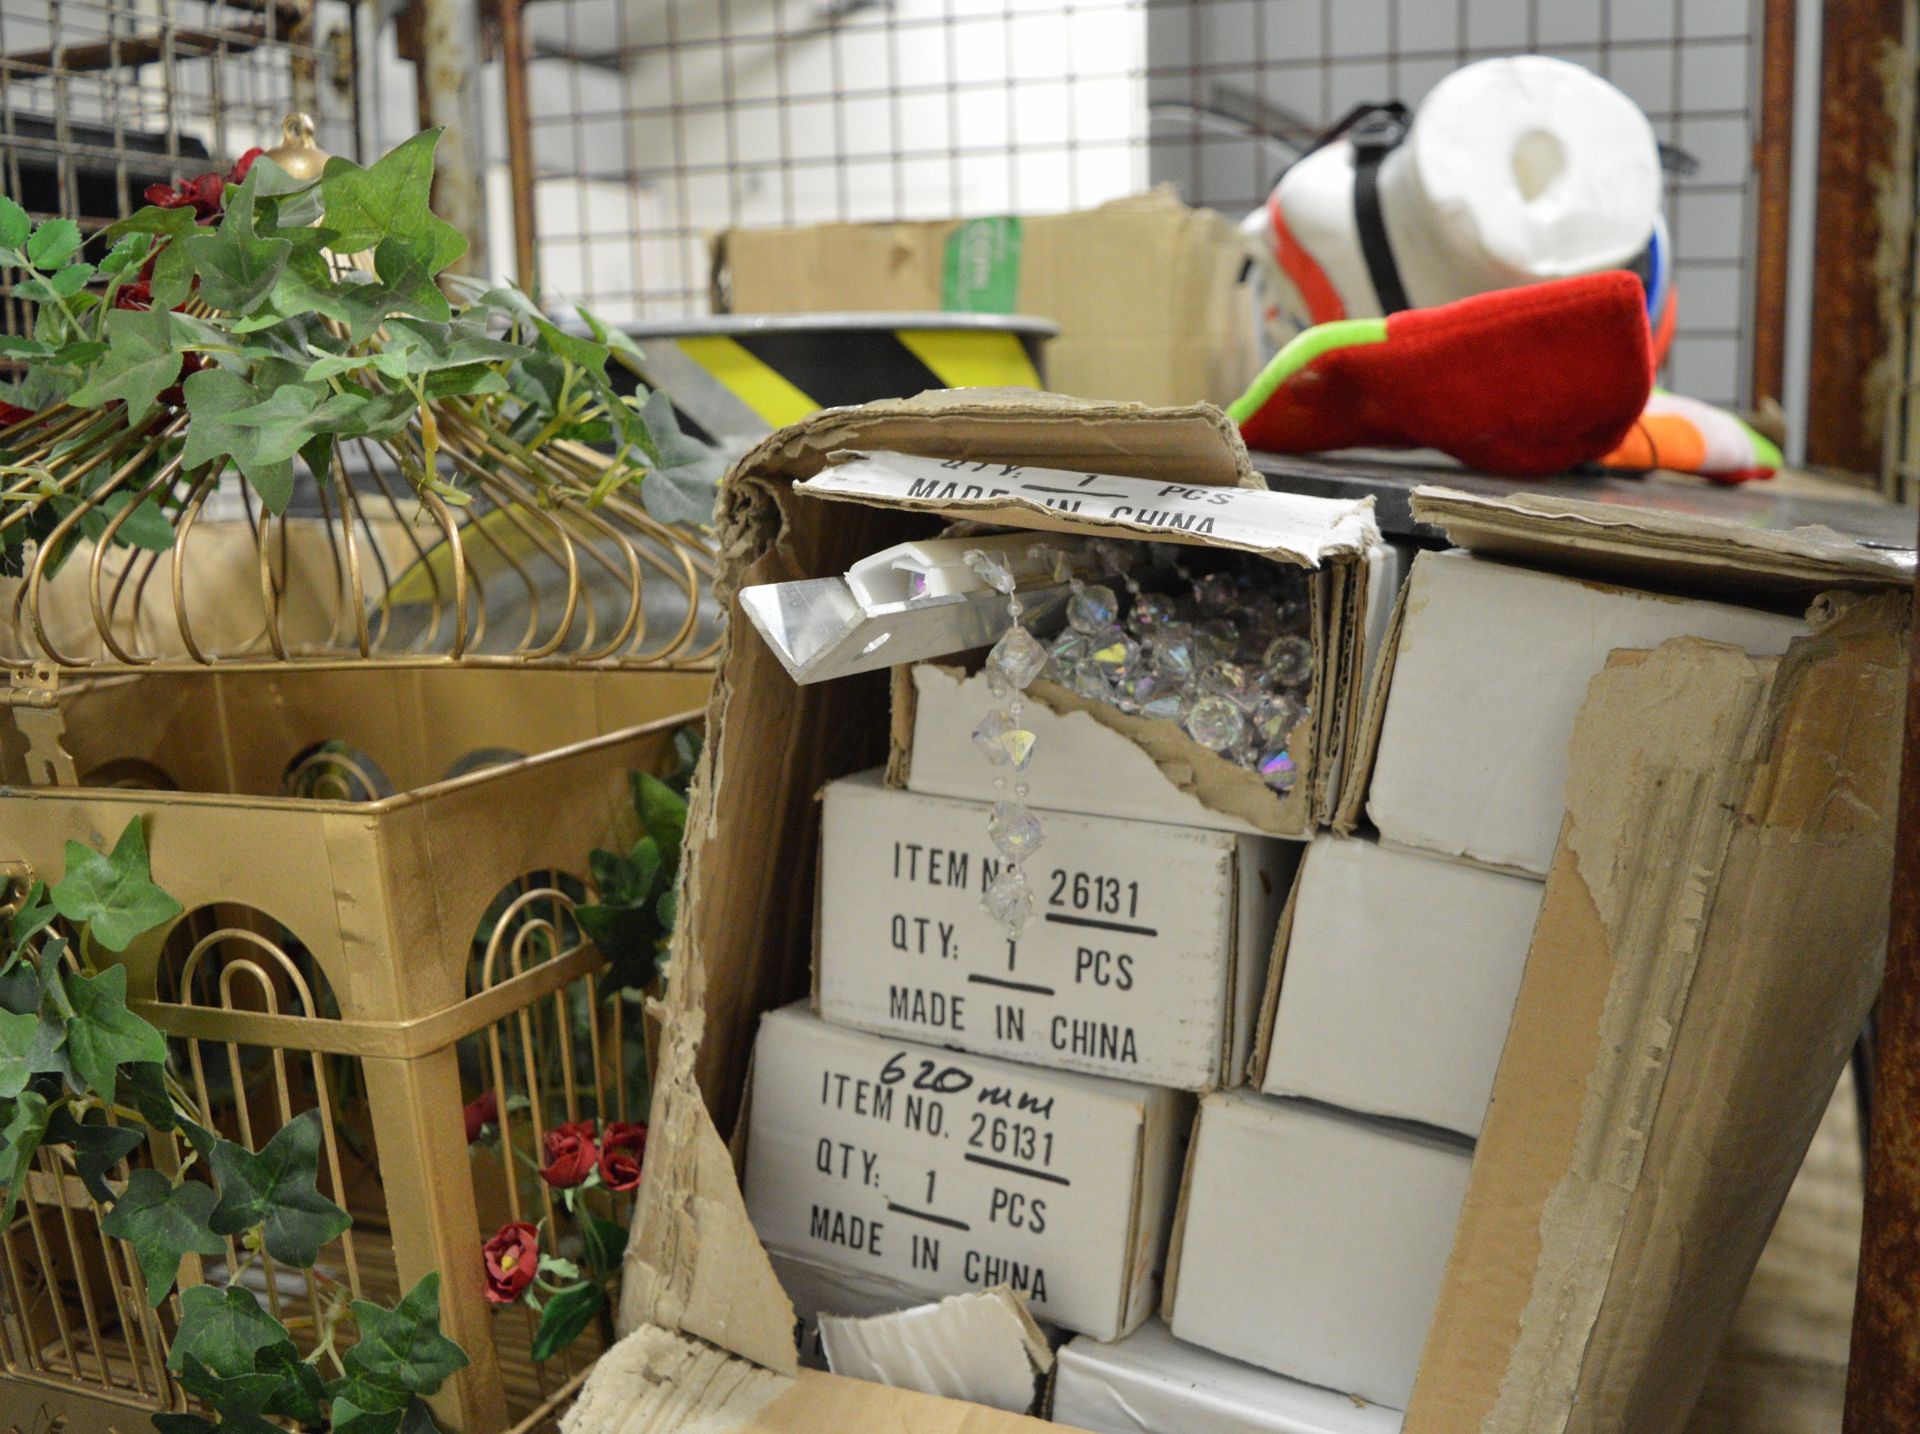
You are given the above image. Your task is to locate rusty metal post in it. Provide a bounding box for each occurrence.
[1845,507,1920,1430]
[410,0,490,278]
[497,0,538,296]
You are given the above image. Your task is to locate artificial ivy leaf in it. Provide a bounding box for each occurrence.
[0,194,27,253]
[66,307,184,426]
[305,350,408,384]
[172,1353,283,1434]
[17,262,95,302]
[0,958,38,1014]
[9,878,57,951]
[386,318,524,374]
[88,489,178,553]
[0,333,50,358]
[632,772,688,881]
[185,171,291,315]
[102,1168,224,1305]
[530,1280,604,1362]
[327,1391,410,1434]
[420,364,506,400]
[66,1113,145,1202]
[26,217,82,268]
[106,203,202,240]
[119,1060,180,1131]
[373,236,452,323]
[655,887,678,935]
[207,1110,352,1267]
[0,1090,50,1226]
[321,129,467,275]
[254,1339,330,1425]
[149,236,198,311]
[50,337,108,368]
[635,390,722,527]
[581,1212,629,1276]
[341,1273,469,1398]
[181,369,306,513]
[50,817,183,952]
[59,962,168,1097]
[152,1415,220,1434]
[531,317,609,375]
[168,1284,287,1378]
[99,231,153,276]
[0,1009,35,1098]
[574,305,646,370]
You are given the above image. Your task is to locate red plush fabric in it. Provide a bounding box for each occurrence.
[1239,272,1654,477]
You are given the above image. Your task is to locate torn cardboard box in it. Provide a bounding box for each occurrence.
[1403,599,1908,1430]
[817,770,1297,1088]
[742,1004,1189,1341]
[716,189,1260,408]
[593,407,1907,1433]
[818,1287,1054,1413]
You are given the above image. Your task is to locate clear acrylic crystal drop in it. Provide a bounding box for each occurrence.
[1258,744,1298,793]
[1069,661,1113,703]
[1201,660,1259,702]
[998,728,1037,769]
[1047,631,1092,680]
[1186,694,1247,752]
[972,709,1016,765]
[987,625,1049,689]
[1068,583,1119,633]
[1264,633,1314,689]
[1149,625,1198,680]
[1254,693,1306,747]
[989,800,1044,860]
[984,868,1035,933]
[985,664,1013,699]
[963,548,1017,594]
[1195,571,1239,615]
[1128,591,1181,634]
[1090,633,1142,682]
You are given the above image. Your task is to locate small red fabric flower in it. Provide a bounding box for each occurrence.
[539,1120,598,1188]
[0,401,34,428]
[227,147,265,185]
[482,1221,539,1304]
[144,171,225,222]
[112,278,152,311]
[463,1090,499,1144]
[598,1122,648,1192]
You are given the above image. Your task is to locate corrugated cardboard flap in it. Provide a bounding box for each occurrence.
[798,448,1379,570]
[1411,484,1915,604]
[730,390,1255,494]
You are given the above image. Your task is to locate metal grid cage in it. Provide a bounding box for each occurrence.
[503,0,1770,410]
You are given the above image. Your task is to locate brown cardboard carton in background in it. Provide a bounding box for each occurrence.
[718,189,1259,408]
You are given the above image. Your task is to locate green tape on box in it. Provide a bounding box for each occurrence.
[942,216,1022,313]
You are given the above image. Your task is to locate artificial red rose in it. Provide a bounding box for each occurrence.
[598,1122,647,1192]
[463,1090,499,1144]
[539,1120,598,1188]
[0,401,33,427]
[482,1221,538,1304]
[112,278,152,311]
[227,147,265,185]
[143,171,224,221]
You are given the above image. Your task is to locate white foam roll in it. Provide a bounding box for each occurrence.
[1382,56,1662,303]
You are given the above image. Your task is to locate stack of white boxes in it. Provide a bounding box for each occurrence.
[740,539,1812,1432]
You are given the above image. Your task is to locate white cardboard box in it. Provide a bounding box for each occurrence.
[1052,1320,1403,1434]
[1166,1094,1472,1409]
[743,1004,1191,1341]
[817,770,1296,1090]
[1254,835,1543,1137]
[1363,549,1806,875]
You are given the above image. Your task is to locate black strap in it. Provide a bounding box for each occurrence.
[1348,108,1412,315]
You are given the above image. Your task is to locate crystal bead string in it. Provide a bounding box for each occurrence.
[964,547,1047,939]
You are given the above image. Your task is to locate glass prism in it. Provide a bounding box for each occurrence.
[963,548,1017,594]
[989,800,1044,860]
[1264,634,1314,689]
[1186,694,1247,752]
[1068,584,1119,633]
[987,625,1049,689]
[983,869,1035,933]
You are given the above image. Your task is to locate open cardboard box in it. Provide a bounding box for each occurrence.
[576,409,1912,1431]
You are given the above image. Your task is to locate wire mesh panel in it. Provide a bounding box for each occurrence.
[0,0,358,228]
[514,0,1770,410]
